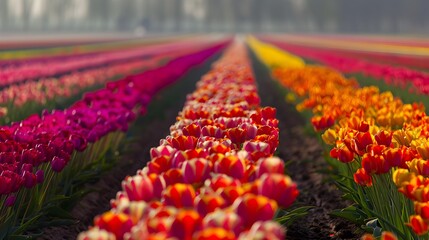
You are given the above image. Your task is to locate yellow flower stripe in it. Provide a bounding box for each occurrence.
[246,36,305,69]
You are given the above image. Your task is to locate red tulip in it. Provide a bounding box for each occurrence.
[353,168,373,187]
[407,215,429,235]
[225,128,247,144]
[163,168,184,186]
[330,146,355,163]
[243,141,271,158]
[121,174,154,201]
[256,157,284,177]
[181,158,212,184]
[170,136,198,151]
[233,193,278,228]
[169,209,203,240]
[194,194,227,215]
[214,155,246,179]
[258,173,298,208]
[219,186,246,205]
[375,130,393,147]
[205,174,241,191]
[94,211,134,240]
[163,183,196,208]
[147,156,171,174]
[150,145,177,159]
[415,202,429,220]
[261,107,276,120]
[182,123,202,137]
[201,125,224,138]
[362,146,390,174]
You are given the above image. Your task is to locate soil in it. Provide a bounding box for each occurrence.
[250,51,361,240]
[37,50,361,240]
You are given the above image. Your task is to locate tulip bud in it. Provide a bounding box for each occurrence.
[150,145,177,159]
[233,193,278,228]
[163,183,196,208]
[205,174,241,191]
[169,209,202,240]
[214,155,246,179]
[258,173,298,208]
[147,156,171,174]
[35,169,44,183]
[256,157,284,177]
[5,195,16,207]
[181,158,212,184]
[407,215,429,235]
[195,194,227,215]
[121,174,154,202]
[94,211,134,240]
[51,156,66,172]
[353,168,373,187]
[22,171,37,188]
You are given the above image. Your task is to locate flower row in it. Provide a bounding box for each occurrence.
[249,37,408,239]
[0,41,227,237]
[78,42,298,240]
[0,38,206,87]
[0,42,215,123]
[263,38,429,95]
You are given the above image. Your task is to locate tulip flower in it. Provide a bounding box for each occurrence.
[257,173,298,208]
[205,174,241,191]
[353,168,373,187]
[94,211,134,240]
[169,209,203,240]
[407,215,429,235]
[181,158,212,184]
[121,174,154,202]
[162,183,196,208]
[233,193,278,228]
[255,157,284,177]
[169,136,198,151]
[147,156,171,174]
[182,123,202,137]
[150,145,177,159]
[194,193,227,215]
[214,155,246,179]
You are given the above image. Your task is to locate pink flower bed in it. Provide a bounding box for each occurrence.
[0,41,227,233]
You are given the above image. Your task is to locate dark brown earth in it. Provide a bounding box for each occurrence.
[37,50,361,240]
[250,51,361,240]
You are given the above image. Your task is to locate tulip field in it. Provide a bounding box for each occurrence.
[1,34,429,239]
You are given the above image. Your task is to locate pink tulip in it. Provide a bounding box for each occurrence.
[121,174,154,202]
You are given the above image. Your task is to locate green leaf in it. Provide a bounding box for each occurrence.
[330,205,367,226]
[275,206,314,226]
[13,214,43,235]
[0,214,15,239]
